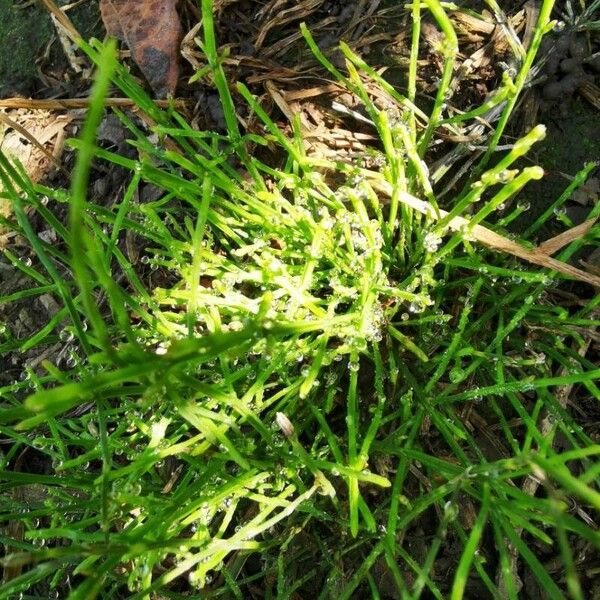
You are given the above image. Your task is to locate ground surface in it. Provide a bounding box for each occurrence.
[519,97,600,235]
[0,0,101,95]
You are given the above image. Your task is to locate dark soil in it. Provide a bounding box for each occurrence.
[518,97,600,239]
[0,0,102,98]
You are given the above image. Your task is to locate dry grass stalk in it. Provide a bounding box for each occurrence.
[0,98,188,110]
[579,80,600,111]
[372,181,600,288]
[255,0,325,49]
[537,218,598,256]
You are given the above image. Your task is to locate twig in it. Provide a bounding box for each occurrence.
[0,98,189,110]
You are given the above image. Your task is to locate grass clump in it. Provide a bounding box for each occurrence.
[1,0,599,598]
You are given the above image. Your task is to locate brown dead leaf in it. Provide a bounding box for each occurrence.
[99,0,182,98]
[0,110,72,248]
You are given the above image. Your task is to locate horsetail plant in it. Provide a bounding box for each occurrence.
[1,1,599,598]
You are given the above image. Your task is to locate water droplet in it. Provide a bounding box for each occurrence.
[553,206,566,217]
[423,232,442,252]
[443,501,458,519]
[408,302,424,314]
[459,225,476,242]
[59,328,74,342]
[352,337,367,352]
[449,367,465,383]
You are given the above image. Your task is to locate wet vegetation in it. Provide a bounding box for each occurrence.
[1,0,599,598]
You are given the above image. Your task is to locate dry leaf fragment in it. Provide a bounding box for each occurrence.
[0,110,72,247]
[99,0,182,98]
